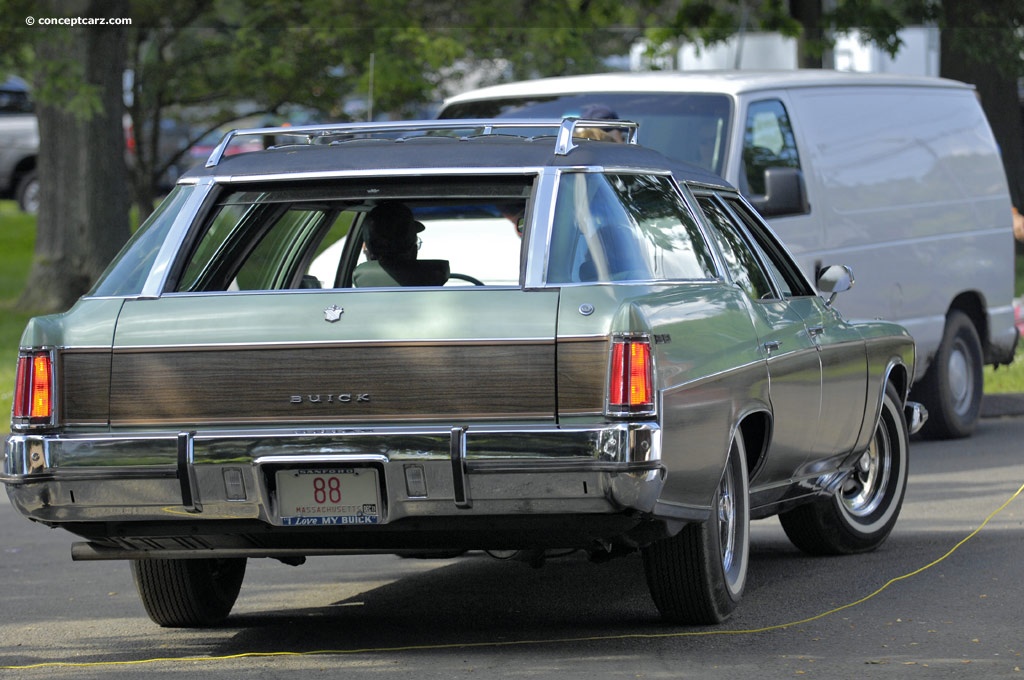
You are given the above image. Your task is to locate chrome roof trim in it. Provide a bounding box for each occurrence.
[204,117,641,168]
[212,166,546,184]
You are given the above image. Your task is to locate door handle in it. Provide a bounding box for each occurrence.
[763,340,781,355]
[808,326,824,337]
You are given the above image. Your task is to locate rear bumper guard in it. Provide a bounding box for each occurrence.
[4,423,665,526]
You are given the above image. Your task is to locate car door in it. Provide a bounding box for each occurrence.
[722,196,869,458]
[696,194,823,490]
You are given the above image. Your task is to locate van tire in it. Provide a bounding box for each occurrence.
[914,311,983,440]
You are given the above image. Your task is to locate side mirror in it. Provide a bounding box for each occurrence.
[747,167,810,217]
[817,264,854,306]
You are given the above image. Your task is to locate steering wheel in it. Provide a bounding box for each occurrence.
[448,273,485,286]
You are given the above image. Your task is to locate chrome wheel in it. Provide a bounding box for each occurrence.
[780,383,908,554]
[841,432,891,519]
[718,463,739,584]
[643,431,749,623]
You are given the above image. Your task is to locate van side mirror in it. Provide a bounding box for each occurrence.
[747,167,810,217]
[817,264,854,306]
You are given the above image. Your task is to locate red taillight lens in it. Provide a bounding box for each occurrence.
[609,338,653,414]
[13,352,53,421]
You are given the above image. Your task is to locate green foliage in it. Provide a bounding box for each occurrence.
[0,201,39,420]
[984,347,1024,394]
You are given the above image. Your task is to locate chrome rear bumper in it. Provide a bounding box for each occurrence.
[3,423,667,537]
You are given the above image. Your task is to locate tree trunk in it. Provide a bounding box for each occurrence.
[939,0,1024,214]
[19,0,131,313]
[789,0,824,69]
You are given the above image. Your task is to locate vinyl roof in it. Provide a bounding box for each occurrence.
[181,122,732,190]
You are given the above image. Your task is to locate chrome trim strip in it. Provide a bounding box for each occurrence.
[218,167,545,183]
[140,182,213,298]
[109,336,558,352]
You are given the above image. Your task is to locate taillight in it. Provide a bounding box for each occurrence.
[608,336,654,415]
[13,351,54,423]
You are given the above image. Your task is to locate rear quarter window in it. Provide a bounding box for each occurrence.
[546,172,717,284]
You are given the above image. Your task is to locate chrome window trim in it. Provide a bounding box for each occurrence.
[137,180,214,299]
[214,166,547,184]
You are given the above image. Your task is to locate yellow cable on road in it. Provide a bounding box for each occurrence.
[4,480,1023,671]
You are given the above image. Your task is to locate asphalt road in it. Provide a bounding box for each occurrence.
[1,415,1022,679]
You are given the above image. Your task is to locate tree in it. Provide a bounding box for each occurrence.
[123,0,642,216]
[930,0,1024,211]
[1,0,131,313]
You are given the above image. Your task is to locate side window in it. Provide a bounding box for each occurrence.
[697,195,774,301]
[178,202,332,292]
[547,172,717,283]
[724,197,814,298]
[743,99,801,196]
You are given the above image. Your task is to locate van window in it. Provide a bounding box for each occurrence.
[742,100,801,196]
[440,93,732,176]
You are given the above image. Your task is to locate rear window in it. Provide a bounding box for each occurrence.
[441,92,732,176]
[172,178,532,292]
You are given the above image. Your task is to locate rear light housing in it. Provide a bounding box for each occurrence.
[607,334,655,417]
[12,349,55,428]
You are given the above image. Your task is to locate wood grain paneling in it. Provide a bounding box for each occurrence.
[556,338,607,414]
[108,342,557,425]
[61,351,112,424]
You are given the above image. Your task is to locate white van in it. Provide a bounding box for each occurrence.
[440,70,1019,439]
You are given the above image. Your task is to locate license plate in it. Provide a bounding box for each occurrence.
[275,468,381,526]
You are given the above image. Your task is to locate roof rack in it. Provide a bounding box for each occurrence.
[204,117,639,168]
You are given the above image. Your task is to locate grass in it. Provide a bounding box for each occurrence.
[0,201,38,416]
[0,201,1022,424]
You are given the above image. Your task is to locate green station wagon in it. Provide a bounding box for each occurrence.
[3,118,923,628]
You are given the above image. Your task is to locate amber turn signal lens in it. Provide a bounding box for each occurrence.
[13,352,53,421]
[609,338,653,412]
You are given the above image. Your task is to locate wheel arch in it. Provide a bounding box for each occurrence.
[884,358,911,407]
[735,409,771,483]
[10,153,36,191]
[948,291,989,360]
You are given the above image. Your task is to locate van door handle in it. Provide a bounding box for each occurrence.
[807,326,824,337]
[763,340,781,355]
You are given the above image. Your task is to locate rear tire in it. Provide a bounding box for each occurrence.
[131,557,246,627]
[780,383,908,555]
[15,169,38,215]
[914,310,982,439]
[642,432,749,624]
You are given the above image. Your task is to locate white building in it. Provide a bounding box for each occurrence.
[630,27,940,77]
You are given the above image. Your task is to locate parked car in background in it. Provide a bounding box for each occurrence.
[0,76,38,213]
[440,70,1019,439]
[3,118,922,629]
